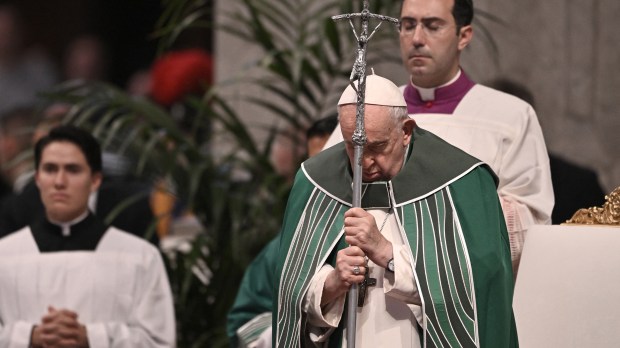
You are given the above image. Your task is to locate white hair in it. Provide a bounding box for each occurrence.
[388,106,408,121]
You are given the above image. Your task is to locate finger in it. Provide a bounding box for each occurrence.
[39,323,58,335]
[336,258,366,282]
[337,257,365,273]
[41,314,55,324]
[342,245,365,257]
[344,211,369,230]
[346,230,374,246]
[346,233,375,251]
[344,207,366,218]
[56,326,80,339]
[344,224,364,238]
[351,265,366,276]
[336,266,365,284]
[57,318,80,331]
[41,313,78,328]
[56,337,79,348]
[344,217,376,239]
[344,215,370,230]
[57,313,80,326]
[55,309,78,319]
[348,256,366,268]
[40,317,79,338]
[42,309,59,323]
[40,332,61,346]
[345,234,361,246]
[348,273,365,284]
[337,249,364,266]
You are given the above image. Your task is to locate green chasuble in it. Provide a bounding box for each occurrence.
[273,127,518,348]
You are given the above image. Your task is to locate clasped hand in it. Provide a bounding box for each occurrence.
[31,306,88,348]
[322,208,393,304]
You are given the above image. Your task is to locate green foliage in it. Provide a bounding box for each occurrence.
[215,0,403,127]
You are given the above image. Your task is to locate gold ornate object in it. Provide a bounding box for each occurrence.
[565,186,620,225]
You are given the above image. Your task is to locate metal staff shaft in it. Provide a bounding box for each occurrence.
[332,2,398,347]
[348,74,366,348]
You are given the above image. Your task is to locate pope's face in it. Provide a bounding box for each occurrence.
[339,104,413,182]
[399,0,472,88]
[35,141,101,223]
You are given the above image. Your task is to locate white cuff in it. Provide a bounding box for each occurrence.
[85,323,108,348]
[303,265,345,328]
[384,244,421,305]
[11,321,34,348]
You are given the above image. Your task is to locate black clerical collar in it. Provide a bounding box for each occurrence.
[30,212,108,253]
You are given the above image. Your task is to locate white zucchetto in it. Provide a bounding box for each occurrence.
[337,73,406,107]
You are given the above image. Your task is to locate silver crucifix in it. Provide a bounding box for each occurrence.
[331,2,398,347]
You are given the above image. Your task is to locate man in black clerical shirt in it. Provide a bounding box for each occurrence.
[30,125,106,254]
[0,125,175,347]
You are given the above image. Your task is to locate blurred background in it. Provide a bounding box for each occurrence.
[5,0,212,87]
[0,0,618,346]
[6,0,619,193]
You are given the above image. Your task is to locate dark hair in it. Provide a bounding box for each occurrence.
[306,115,338,139]
[453,0,474,30]
[399,0,474,32]
[34,125,102,173]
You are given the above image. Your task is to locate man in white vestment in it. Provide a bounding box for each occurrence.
[0,125,175,347]
[324,0,554,274]
[275,74,517,347]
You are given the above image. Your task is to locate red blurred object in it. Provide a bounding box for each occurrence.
[150,49,214,106]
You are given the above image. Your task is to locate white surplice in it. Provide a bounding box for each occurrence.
[411,85,554,269]
[0,227,175,348]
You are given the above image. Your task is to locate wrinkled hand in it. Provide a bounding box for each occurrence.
[31,306,89,348]
[322,246,366,305]
[344,207,392,268]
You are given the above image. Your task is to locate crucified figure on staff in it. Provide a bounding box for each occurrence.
[332,1,400,86]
